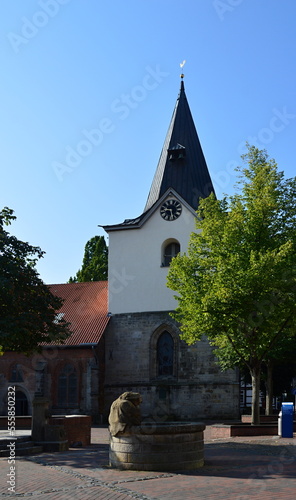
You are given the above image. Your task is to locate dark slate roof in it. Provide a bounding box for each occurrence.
[144,79,215,212]
[102,188,197,232]
[102,210,149,232]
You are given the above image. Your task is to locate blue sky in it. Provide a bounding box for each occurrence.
[1,0,296,284]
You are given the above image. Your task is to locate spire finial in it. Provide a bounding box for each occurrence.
[180,60,186,79]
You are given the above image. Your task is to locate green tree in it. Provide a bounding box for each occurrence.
[167,146,296,425]
[69,235,108,283]
[0,207,71,354]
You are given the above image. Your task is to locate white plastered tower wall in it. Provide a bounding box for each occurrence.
[108,195,198,315]
[102,78,240,421]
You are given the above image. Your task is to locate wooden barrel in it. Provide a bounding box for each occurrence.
[109,422,205,471]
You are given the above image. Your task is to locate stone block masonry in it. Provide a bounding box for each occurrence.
[109,422,205,471]
[104,311,240,421]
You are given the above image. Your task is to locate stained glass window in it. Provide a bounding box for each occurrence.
[157,331,174,376]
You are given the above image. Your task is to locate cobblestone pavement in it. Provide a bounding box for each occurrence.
[0,426,295,499]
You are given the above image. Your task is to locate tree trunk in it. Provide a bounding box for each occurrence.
[250,364,261,425]
[265,360,274,416]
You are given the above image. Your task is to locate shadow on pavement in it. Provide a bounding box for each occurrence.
[174,441,296,480]
[26,443,109,470]
[25,440,296,483]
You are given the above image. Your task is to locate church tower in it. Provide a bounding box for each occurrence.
[103,77,239,421]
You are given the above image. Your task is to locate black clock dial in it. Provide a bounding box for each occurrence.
[160,199,182,221]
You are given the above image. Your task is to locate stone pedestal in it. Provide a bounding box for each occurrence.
[31,398,69,451]
[50,415,91,446]
[109,422,205,471]
[31,397,50,442]
[41,425,69,452]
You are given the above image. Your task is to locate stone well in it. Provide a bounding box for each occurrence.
[109,422,205,471]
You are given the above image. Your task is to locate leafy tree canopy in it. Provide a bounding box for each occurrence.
[0,207,71,354]
[69,235,108,283]
[167,145,296,424]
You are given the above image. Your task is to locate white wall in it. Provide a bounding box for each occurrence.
[107,202,198,314]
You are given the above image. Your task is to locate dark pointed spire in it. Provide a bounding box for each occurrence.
[144,79,215,212]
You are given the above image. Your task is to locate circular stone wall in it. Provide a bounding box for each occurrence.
[109,422,205,471]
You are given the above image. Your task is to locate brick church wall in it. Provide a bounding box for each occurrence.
[103,312,240,421]
[0,346,100,419]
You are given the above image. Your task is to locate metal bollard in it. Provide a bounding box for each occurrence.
[278,411,282,436]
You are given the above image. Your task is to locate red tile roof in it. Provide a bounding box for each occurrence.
[47,281,109,346]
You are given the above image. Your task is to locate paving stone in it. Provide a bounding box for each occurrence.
[0,426,295,499]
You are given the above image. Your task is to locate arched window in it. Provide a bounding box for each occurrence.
[157,331,174,376]
[10,365,23,383]
[150,325,178,380]
[163,241,180,267]
[58,364,78,407]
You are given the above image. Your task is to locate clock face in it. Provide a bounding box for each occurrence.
[160,199,182,221]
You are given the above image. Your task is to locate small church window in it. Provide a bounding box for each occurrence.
[58,364,78,407]
[10,365,24,383]
[157,331,174,376]
[163,242,180,267]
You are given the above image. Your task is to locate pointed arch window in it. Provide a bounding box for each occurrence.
[157,331,174,376]
[58,364,78,407]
